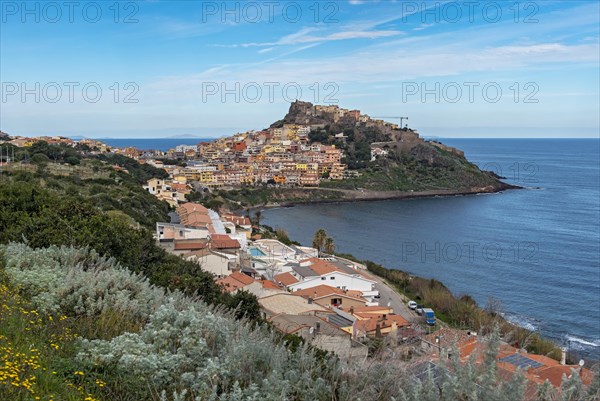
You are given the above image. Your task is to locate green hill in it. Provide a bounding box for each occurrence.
[279,101,513,193]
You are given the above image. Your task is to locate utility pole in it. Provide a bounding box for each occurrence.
[400,117,408,129]
[373,116,409,129]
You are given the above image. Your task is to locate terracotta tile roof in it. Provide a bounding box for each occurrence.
[221,213,251,226]
[259,280,281,290]
[292,285,367,305]
[454,335,594,389]
[171,183,190,192]
[531,365,593,387]
[423,327,476,351]
[217,271,255,293]
[182,214,212,227]
[293,284,345,299]
[301,258,340,276]
[355,314,409,334]
[230,271,255,285]
[178,202,208,215]
[209,234,241,249]
[174,240,209,251]
[177,203,211,227]
[495,365,540,400]
[274,272,299,286]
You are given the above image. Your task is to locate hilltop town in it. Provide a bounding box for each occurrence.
[1,102,512,208]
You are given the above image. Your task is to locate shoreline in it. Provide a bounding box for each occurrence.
[252,183,598,364]
[257,182,522,209]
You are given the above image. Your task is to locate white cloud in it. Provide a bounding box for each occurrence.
[235,27,403,48]
[181,43,599,86]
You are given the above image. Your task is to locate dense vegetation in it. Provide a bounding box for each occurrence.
[320,152,500,191]
[0,165,257,316]
[3,140,89,165]
[3,244,598,401]
[188,186,346,210]
[310,126,388,170]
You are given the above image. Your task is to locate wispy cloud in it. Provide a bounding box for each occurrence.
[227,27,403,48]
[413,24,433,31]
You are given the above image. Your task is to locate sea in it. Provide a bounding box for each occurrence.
[100,137,218,151]
[260,139,600,361]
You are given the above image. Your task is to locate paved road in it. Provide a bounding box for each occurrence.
[333,255,422,324]
[359,269,420,324]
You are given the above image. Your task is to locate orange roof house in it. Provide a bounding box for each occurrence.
[209,234,241,250]
[427,329,595,392]
[258,280,281,291]
[171,183,191,193]
[293,284,346,299]
[221,213,251,227]
[348,314,410,338]
[274,272,299,286]
[217,271,255,293]
[300,258,341,276]
[177,203,212,228]
[292,285,368,309]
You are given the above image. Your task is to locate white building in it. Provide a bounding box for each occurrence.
[156,223,210,241]
[288,272,379,302]
[175,145,198,153]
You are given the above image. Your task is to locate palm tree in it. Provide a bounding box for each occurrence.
[253,210,262,227]
[312,228,327,255]
[324,237,335,255]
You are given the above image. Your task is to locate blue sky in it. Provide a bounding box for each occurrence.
[1,0,598,138]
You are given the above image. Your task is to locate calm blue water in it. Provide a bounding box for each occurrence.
[262,139,600,359]
[100,138,218,151]
[249,247,267,257]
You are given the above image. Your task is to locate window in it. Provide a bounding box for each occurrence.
[321,277,326,280]
[330,276,335,280]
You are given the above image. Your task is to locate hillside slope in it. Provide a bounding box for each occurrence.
[274,101,514,193]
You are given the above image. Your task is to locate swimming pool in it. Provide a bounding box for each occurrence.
[248,247,266,257]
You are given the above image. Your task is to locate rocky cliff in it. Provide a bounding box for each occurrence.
[275,101,515,192]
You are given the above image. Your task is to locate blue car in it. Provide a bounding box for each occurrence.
[423,308,436,325]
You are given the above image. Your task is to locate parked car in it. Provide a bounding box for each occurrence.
[416,305,424,315]
[423,308,436,326]
[408,300,417,310]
